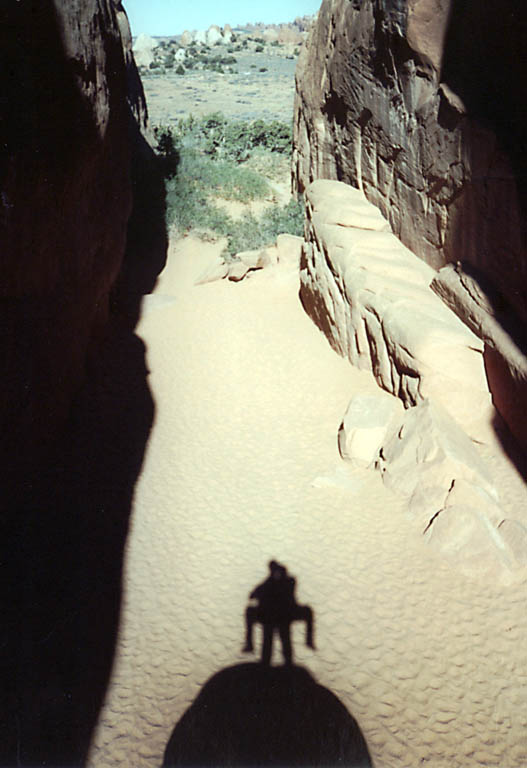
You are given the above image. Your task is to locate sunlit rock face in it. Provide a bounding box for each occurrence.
[0,0,143,478]
[293,0,527,447]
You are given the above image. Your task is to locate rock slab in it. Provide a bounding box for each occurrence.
[300,180,493,437]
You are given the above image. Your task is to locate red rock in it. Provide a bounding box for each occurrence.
[293,0,527,448]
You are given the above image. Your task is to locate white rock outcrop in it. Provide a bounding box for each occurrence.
[338,392,403,466]
[206,25,223,46]
[300,180,493,438]
[132,33,158,68]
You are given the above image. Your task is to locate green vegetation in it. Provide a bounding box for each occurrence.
[165,112,293,162]
[153,115,304,257]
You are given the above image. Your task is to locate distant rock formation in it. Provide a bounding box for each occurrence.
[293,0,527,449]
[132,32,158,67]
[180,25,234,47]
[0,0,144,482]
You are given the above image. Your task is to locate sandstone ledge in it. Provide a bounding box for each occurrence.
[300,180,493,438]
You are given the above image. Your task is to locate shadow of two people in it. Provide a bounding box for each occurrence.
[162,662,372,767]
[163,562,371,767]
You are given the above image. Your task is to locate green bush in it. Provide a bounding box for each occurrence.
[255,44,264,53]
[154,120,304,255]
[161,114,293,161]
[224,198,305,255]
[259,67,267,72]
[175,64,185,75]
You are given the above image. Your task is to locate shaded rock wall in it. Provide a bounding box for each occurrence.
[0,3,162,765]
[0,0,144,481]
[293,0,527,448]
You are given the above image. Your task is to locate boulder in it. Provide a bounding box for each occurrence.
[338,392,404,466]
[195,29,207,45]
[206,25,223,46]
[180,30,194,47]
[132,33,158,68]
[423,479,515,577]
[227,260,250,282]
[377,400,495,502]
[195,259,229,285]
[276,234,303,266]
[174,48,186,63]
[373,401,524,576]
[237,248,275,270]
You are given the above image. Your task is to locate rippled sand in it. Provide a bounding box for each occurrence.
[89,234,527,767]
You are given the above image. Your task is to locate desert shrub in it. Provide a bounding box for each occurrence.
[164,52,175,67]
[255,44,264,52]
[161,114,293,161]
[175,64,185,75]
[259,67,267,72]
[224,198,305,255]
[153,125,180,177]
[271,40,280,47]
[164,146,269,232]
[155,122,304,253]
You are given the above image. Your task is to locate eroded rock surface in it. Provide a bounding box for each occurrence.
[293,0,527,445]
[1,0,142,477]
[1,3,152,764]
[300,180,493,437]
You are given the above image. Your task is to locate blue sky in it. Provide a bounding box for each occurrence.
[123,0,322,36]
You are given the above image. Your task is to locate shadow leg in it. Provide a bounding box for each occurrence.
[279,623,293,666]
[243,606,257,652]
[293,605,315,649]
[261,624,273,666]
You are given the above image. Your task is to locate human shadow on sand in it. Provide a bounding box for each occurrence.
[162,663,372,767]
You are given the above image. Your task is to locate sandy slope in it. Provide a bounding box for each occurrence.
[89,234,527,767]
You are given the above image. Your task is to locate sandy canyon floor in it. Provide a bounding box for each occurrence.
[88,53,527,767]
[88,234,527,767]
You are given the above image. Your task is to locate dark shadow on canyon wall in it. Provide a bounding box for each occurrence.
[442,1,527,221]
[162,663,372,767]
[441,0,527,317]
[0,4,167,765]
[441,2,527,459]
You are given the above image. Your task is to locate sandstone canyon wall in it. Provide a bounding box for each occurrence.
[0,0,146,484]
[0,3,159,765]
[293,0,527,448]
